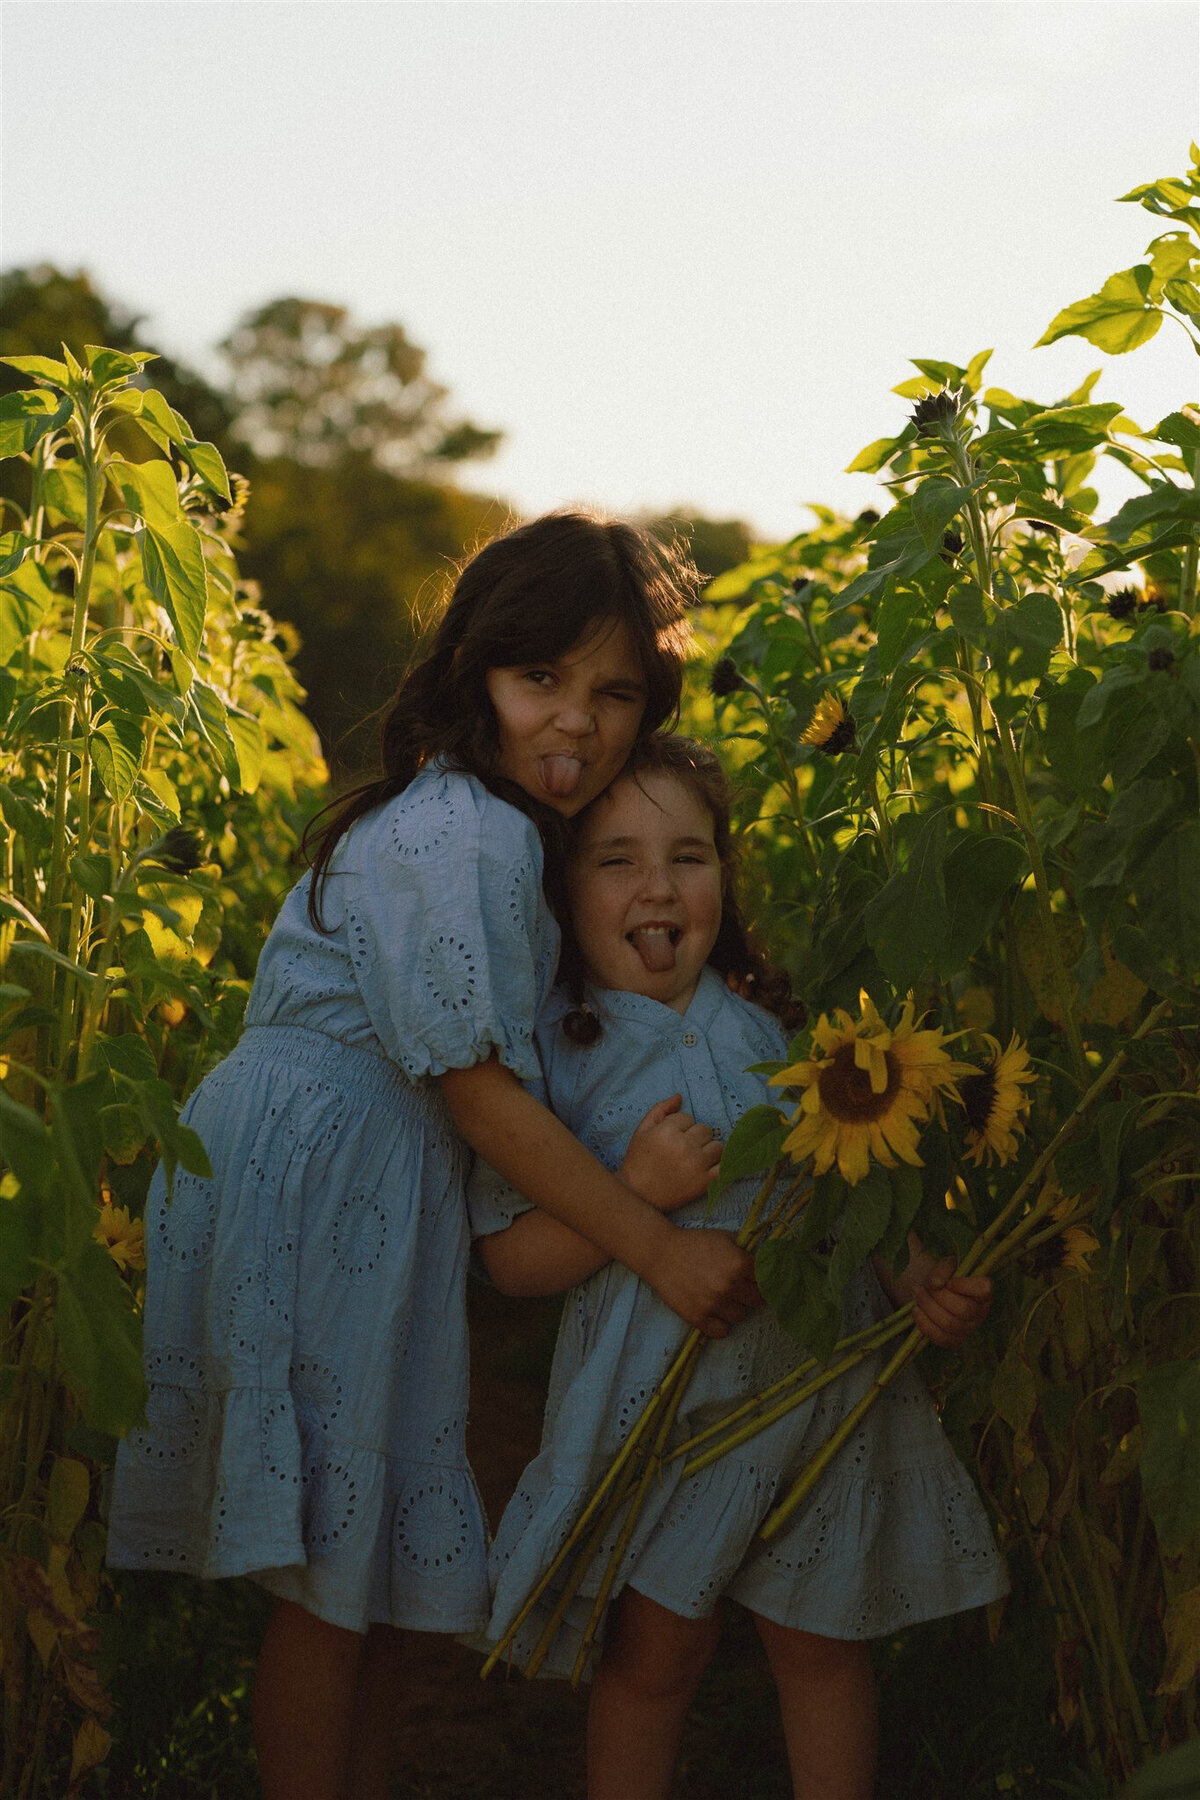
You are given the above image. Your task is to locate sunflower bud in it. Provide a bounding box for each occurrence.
[708,656,746,699]
[1140,586,1168,613]
[1105,587,1139,621]
[1147,646,1175,672]
[854,510,880,528]
[145,826,204,875]
[911,386,964,439]
[790,576,812,598]
[939,529,964,563]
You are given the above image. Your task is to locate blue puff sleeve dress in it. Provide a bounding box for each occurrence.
[108,764,559,1634]
[469,967,1007,1679]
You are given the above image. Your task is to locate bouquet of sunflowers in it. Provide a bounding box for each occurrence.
[482,986,1162,1690]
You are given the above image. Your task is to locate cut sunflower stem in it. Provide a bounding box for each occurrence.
[679,1321,910,1478]
[759,1324,926,1540]
[570,1341,701,1687]
[756,1001,1171,1543]
[479,1329,698,1679]
[960,999,1170,1284]
[521,1431,654,1680]
[484,1161,801,1681]
[669,1310,914,1475]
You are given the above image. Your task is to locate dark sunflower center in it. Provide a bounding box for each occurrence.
[960,1069,998,1133]
[823,716,856,755]
[817,1042,900,1122]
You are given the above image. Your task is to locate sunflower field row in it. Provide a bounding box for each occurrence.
[676,149,1200,1788]
[0,347,325,1793]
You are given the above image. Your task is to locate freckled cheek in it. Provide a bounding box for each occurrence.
[599,706,641,764]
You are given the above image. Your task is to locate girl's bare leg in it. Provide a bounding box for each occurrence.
[587,1587,721,1800]
[253,1598,365,1800]
[345,1624,408,1800]
[752,1614,877,1800]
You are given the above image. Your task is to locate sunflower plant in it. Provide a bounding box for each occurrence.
[669,148,1200,1786]
[0,345,325,1795]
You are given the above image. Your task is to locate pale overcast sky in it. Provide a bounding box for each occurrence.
[3,1,1198,539]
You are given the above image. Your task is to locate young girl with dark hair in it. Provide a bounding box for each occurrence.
[108,518,761,1800]
[471,735,1007,1800]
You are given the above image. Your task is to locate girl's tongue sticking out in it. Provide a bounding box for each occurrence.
[629,927,678,974]
[540,754,584,799]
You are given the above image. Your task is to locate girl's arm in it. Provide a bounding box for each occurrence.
[441,1058,758,1336]
[479,1094,721,1297]
[872,1233,993,1348]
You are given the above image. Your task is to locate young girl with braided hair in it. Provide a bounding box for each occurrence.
[471,733,1007,1800]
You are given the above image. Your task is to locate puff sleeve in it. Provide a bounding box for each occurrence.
[329,768,559,1083]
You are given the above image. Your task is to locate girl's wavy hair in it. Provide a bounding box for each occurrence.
[303,511,698,929]
[559,733,806,1044]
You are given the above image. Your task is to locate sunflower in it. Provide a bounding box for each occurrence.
[800,693,856,755]
[1062,1223,1101,1276]
[769,990,972,1185]
[959,1032,1036,1167]
[94,1201,146,1272]
[1029,1195,1100,1279]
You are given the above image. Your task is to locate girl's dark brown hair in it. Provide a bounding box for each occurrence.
[559,733,806,1043]
[303,511,698,928]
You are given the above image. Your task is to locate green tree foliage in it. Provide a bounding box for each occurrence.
[237,455,503,767]
[218,295,502,472]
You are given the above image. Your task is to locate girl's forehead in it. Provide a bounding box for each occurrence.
[576,771,716,844]
[558,616,644,677]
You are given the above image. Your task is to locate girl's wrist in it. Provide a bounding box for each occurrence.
[611,1198,678,1285]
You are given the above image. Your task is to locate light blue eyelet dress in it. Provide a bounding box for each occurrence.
[108,764,559,1634]
[470,966,1008,1680]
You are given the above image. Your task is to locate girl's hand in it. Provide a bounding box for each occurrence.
[911,1264,993,1348]
[620,1094,723,1213]
[876,1236,993,1348]
[652,1227,761,1338]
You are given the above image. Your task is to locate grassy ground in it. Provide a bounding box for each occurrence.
[101,1281,1094,1799]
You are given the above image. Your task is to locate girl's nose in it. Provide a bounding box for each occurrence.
[555,698,596,736]
[639,859,678,899]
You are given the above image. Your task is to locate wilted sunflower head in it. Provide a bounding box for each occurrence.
[1027,1194,1100,1281]
[708,656,746,699]
[145,826,205,876]
[960,1032,1036,1167]
[769,990,972,1186]
[911,386,965,440]
[1105,586,1140,621]
[800,693,856,755]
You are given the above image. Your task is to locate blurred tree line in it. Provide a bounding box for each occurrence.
[1,267,752,776]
